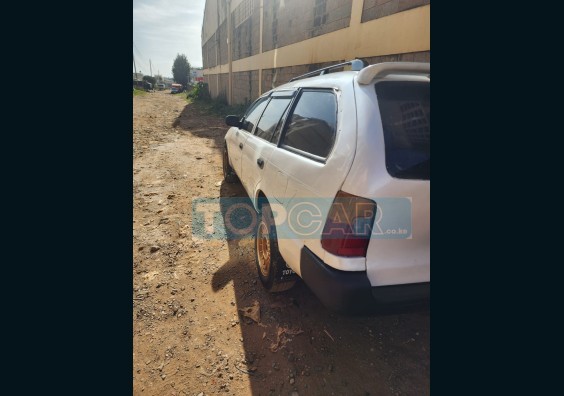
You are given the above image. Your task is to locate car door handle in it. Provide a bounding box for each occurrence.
[257,158,264,169]
[239,143,243,150]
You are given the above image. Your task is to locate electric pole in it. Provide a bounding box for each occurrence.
[133,53,137,79]
[150,59,152,77]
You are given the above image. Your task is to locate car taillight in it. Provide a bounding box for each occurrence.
[321,191,376,257]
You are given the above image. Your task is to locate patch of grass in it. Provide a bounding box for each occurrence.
[184,82,248,118]
[133,88,146,96]
[195,99,247,119]
[184,88,196,104]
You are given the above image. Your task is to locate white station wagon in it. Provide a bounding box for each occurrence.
[222,60,430,313]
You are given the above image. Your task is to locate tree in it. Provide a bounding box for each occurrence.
[172,54,191,88]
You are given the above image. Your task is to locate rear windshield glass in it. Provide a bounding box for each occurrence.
[375,81,430,180]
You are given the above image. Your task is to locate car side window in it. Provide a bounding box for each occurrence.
[254,98,292,142]
[281,90,337,159]
[241,97,269,133]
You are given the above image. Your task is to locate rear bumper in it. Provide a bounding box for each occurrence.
[300,246,429,314]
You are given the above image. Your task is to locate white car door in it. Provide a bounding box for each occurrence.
[241,92,295,207]
[227,96,269,183]
[266,88,357,273]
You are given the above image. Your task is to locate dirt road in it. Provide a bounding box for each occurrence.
[133,90,430,396]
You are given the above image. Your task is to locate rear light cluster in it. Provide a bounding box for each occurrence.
[321,191,377,257]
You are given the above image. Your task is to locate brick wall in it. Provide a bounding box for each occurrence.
[263,0,352,52]
[363,50,430,64]
[232,0,261,61]
[312,0,352,37]
[261,60,344,93]
[232,70,259,105]
[218,73,229,103]
[205,75,217,98]
[219,20,229,66]
[202,33,218,68]
[202,0,429,104]
[361,0,429,23]
[203,21,228,69]
[203,73,230,102]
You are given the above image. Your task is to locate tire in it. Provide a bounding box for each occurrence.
[255,199,297,292]
[222,143,239,183]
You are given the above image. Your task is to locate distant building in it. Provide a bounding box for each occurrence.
[191,68,204,83]
[201,0,430,105]
[133,72,144,89]
[163,77,175,88]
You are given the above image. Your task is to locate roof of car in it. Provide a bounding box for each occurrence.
[271,63,429,94]
[271,71,358,93]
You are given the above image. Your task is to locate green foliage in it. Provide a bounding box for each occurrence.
[185,82,246,117]
[186,82,211,101]
[172,54,191,88]
[198,98,247,119]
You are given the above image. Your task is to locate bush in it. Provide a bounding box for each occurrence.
[187,82,211,101]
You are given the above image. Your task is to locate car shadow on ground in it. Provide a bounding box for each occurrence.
[210,181,430,396]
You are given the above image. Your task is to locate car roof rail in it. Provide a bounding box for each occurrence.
[289,59,369,82]
[356,62,430,85]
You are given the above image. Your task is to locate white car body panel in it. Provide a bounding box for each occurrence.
[241,133,276,206]
[341,77,430,286]
[226,128,248,177]
[224,65,429,290]
[254,75,360,273]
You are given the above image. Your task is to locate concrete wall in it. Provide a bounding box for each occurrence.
[202,0,430,104]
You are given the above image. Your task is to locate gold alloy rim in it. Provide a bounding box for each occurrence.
[257,221,271,277]
[223,148,228,177]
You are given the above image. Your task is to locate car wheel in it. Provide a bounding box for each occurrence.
[222,143,239,183]
[255,199,297,292]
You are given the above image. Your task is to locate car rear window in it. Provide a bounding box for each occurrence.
[375,81,430,180]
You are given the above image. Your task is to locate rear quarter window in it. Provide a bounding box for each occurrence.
[281,90,337,160]
[375,81,430,180]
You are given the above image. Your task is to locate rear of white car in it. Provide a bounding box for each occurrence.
[223,61,429,313]
[299,64,430,312]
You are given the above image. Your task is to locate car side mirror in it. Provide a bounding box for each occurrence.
[225,115,241,127]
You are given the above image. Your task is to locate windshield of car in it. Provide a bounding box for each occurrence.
[375,81,430,180]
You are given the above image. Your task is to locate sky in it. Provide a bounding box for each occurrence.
[133,0,206,78]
